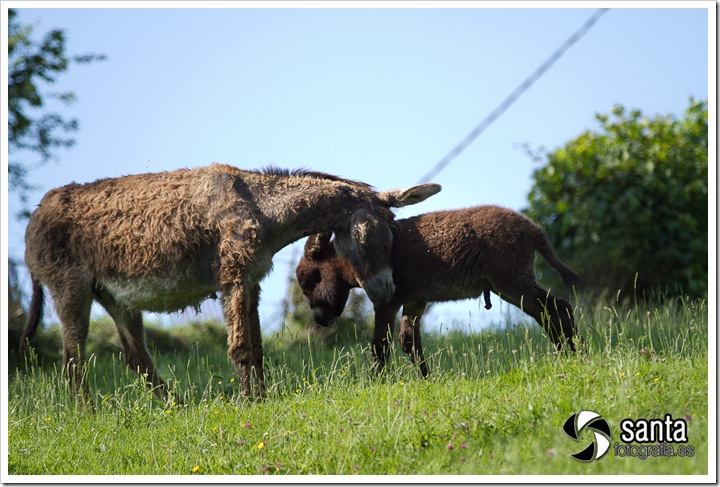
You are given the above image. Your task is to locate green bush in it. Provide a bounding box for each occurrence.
[525,99,708,301]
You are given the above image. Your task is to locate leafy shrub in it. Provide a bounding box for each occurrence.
[525,99,708,300]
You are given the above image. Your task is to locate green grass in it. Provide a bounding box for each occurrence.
[6,297,709,477]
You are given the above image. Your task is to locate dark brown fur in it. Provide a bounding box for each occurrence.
[22,163,440,403]
[296,205,582,376]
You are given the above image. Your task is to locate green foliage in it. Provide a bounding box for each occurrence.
[7,260,27,332]
[7,9,107,352]
[7,298,709,476]
[8,8,105,215]
[525,99,708,301]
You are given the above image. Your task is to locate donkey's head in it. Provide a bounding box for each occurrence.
[296,233,356,326]
[297,183,440,324]
[330,183,439,305]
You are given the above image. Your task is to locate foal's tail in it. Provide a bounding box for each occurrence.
[536,236,582,291]
[19,279,44,355]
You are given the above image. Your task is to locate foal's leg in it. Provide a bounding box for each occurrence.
[530,284,577,351]
[492,274,577,351]
[398,301,429,377]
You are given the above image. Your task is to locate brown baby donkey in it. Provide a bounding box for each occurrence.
[296,205,582,377]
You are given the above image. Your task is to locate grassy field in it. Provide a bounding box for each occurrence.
[6,296,710,478]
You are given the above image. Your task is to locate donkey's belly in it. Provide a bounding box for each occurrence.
[402,277,490,304]
[99,274,219,313]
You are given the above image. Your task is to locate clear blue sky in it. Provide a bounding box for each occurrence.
[5,2,712,333]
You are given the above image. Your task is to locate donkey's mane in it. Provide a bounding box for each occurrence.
[259,165,373,191]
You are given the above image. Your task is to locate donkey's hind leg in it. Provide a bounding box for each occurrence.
[48,277,94,406]
[94,288,169,401]
[492,274,577,351]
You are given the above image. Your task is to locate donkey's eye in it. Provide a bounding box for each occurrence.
[299,269,321,290]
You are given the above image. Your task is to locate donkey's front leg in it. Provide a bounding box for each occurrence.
[223,284,257,400]
[248,283,266,400]
[371,303,401,376]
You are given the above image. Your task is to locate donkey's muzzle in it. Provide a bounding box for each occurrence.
[312,307,336,327]
[363,269,396,305]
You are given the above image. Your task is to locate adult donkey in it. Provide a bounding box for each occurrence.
[21,163,440,403]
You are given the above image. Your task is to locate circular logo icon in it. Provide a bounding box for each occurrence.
[563,411,612,462]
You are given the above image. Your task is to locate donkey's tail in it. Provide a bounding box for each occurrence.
[536,236,582,291]
[19,279,44,355]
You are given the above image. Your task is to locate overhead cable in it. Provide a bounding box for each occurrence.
[416,8,610,184]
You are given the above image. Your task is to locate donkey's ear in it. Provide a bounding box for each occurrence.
[304,233,332,259]
[377,183,441,208]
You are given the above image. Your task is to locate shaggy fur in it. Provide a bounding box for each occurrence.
[21,163,440,402]
[296,205,582,377]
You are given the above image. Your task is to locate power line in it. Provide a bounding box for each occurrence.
[416,8,610,185]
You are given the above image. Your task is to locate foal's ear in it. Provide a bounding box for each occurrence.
[377,183,441,208]
[304,233,332,259]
